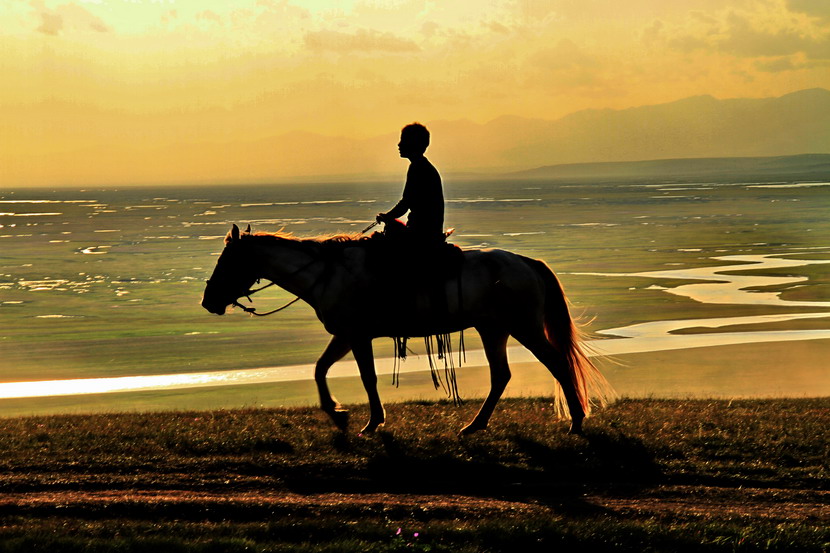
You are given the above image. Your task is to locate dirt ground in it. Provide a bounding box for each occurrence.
[2,485,826,523]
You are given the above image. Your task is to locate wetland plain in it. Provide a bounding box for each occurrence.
[1,170,828,416]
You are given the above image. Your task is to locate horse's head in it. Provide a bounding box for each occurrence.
[202,224,259,315]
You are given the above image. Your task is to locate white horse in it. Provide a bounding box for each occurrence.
[202,224,611,435]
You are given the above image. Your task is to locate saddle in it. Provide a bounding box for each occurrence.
[371,225,465,403]
[365,223,463,286]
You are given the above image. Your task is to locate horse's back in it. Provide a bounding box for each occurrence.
[460,248,547,284]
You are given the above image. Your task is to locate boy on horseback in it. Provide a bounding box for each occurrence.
[376,123,444,247]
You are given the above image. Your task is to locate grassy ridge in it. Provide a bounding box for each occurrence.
[0,398,827,552]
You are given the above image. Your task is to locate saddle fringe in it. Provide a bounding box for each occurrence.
[392,332,465,406]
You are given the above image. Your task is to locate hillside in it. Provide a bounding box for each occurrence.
[0,398,826,552]
[486,88,830,170]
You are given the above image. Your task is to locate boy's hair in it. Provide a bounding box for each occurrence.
[401,122,430,153]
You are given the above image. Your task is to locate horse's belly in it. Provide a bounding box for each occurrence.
[317,273,494,338]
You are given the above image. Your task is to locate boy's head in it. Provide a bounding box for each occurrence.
[398,123,430,158]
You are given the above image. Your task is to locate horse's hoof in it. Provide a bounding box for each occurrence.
[330,409,349,431]
[360,421,384,434]
[568,420,585,435]
[459,423,486,436]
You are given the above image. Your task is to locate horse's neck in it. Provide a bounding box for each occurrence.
[257,238,324,300]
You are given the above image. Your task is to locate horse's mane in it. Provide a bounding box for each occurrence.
[247,230,369,247]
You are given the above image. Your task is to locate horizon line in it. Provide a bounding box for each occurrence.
[4,152,829,190]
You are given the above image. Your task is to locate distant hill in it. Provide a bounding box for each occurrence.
[4,88,829,186]
[427,88,830,174]
[259,88,830,179]
[139,88,830,182]
[501,153,830,181]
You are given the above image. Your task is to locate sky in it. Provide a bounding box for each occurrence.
[2,0,829,186]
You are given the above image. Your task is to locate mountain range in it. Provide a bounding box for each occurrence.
[5,88,830,186]
[264,88,830,180]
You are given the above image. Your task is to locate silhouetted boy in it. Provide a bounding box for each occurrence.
[377,123,444,246]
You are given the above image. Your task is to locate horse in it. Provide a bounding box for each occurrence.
[201,224,612,435]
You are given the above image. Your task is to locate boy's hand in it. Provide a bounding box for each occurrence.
[376,212,388,223]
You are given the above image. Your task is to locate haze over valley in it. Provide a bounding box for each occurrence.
[5,88,830,186]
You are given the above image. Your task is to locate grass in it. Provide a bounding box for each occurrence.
[0,397,826,552]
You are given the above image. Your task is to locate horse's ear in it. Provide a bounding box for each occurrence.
[244,224,251,235]
[226,224,240,244]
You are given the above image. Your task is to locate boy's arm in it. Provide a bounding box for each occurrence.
[378,166,413,221]
[382,197,408,220]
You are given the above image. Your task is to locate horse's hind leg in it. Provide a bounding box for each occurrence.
[351,337,386,433]
[460,329,510,435]
[513,330,586,434]
[315,335,352,430]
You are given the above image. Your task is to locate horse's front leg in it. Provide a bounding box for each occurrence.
[315,335,352,430]
[351,337,386,433]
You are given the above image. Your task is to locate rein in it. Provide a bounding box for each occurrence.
[225,222,379,317]
[229,252,323,317]
[232,282,302,317]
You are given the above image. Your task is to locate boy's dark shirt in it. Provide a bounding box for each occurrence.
[386,156,444,240]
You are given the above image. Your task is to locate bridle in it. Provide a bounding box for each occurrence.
[207,255,321,317]
[207,223,377,317]
[230,281,302,317]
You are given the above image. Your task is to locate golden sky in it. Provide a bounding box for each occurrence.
[2,0,829,186]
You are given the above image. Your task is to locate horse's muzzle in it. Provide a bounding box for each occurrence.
[201,298,227,315]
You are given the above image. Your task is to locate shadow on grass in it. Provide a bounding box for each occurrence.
[510,431,662,487]
[285,427,661,510]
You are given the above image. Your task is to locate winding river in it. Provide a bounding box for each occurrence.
[1,252,828,399]
[570,252,830,357]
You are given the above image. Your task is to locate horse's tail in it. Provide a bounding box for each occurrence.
[531,258,614,418]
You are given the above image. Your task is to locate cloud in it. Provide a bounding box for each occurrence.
[725,12,830,59]
[523,38,618,96]
[31,1,110,35]
[511,0,559,22]
[483,20,511,34]
[755,55,800,72]
[754,52,830,72]
[421,21,440,37]
[642,19,664,46]
[668,10,830,61]
[161,10,178,25]
[690,11,719,26]
[530,39,601,71]
[255,0,309,22]
[197,10,222,25]
[787,0,830,21]
[304,28,420,53]
[36,11,63,35]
